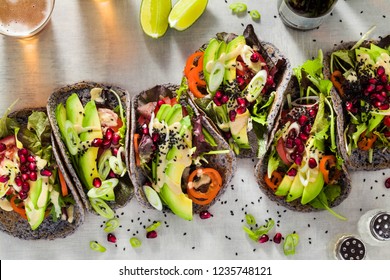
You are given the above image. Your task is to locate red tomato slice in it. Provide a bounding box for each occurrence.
[276,138,291,166]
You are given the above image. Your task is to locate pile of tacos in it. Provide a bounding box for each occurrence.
[1,25,389,240]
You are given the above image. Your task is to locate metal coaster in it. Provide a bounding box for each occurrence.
[370,212,390,241]
[336,235,366,260]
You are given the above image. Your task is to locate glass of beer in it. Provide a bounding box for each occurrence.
[278,0,338,30]
[0,0,55,38]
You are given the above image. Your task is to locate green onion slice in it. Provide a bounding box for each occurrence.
[146,221,161,232]
[250,10,261,21]
[229,3,247,14]
[245,214,256,225]
[104,217,120,233]
[130,237,142,248]
[89,241,106,252]
[283,233,299,256]
[90,197,115,219]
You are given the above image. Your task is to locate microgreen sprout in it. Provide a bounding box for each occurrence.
[245,214,256,225]
[243,218,275,241]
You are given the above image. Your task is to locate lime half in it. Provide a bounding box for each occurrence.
[168,0,208,31]
[140,0,172,38]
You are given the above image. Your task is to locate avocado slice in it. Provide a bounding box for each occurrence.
[301,171,324,205]
[229,109,250,148]
[286,174,304,202]
[203,38,221,87]
[159,183,192,221]
[66,93,84,127]
[224,35,246,84]
[165,104,183,125]
[78,100,103,190]
[275,165,298,196]
[25,178,48,230]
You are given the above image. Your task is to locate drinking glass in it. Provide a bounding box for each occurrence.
[278,0,338,30]
[0,0,55,38]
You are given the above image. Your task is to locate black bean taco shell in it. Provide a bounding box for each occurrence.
[255,78,351,212]
[186,24,292,158]
[129,84,236,215]
[46,81,134,214]
[323,38,390,171]
[0,108,85,240]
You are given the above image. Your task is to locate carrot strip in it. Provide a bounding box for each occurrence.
[264,171,283,192]
[330,70,345,97]
[133,133,141,167]
[58,169,69,197]
[10,196,27,220]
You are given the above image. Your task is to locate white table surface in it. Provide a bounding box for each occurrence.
[1,0,390,260]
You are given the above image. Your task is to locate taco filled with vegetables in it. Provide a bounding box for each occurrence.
[0,105,84,240]
[47,82,133,220]
[130,84,236,221]
[255,51,351,218]
[325,35,390,170]
[179,24,291,157]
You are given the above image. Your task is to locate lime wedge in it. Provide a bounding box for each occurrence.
[168,0,208,31]
[140,0,172,38]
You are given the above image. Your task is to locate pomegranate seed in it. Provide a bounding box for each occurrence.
[28,162,37,171]
[377,66,385,77]
[27,155,35,163]
[285,138,294,149]
[105,128,114,141]
[20,165,28,174]
[0,143,6,152]
[299,132,308,141]
[93,177,102,188]
[287,168,297,177]
[381,75,388,83]
[374,101,383,108]
[215,91,223,99]
[111,147,119,156]
[385,178,390,189]
[111,134,120,145]
[224,131,232,139]
[266,76,274,86]
[308,108,317,118]
[366,84,376,93]
[0,175,9,183]
[258,234,269,243]
[199,210,212,219]
[236,106,247,115]
[381,91,387,97]
[250,52,260,63]
[294,154,303,165]
[108,170,117,178]
[107,233,117,243]
[273,233,282,244]
[21,173,29,181]
[376,85,384,92]
[18,148,28,156]
[345,101,353,111]
[290,153,296,161]
[91,138,103,147]
[385,131,390,138]
[298,115,308,126]
[142,127,149,135]
[146,230,158,239]
[19,190,28,200]
[29,172,37,181]
[229,110,237,122]
[21,181,30,192]
[221,95,229,104]
[372,93,386,102]
[19,154,26,164]
[213,97,222,106]
[237,97,246,106]
[379,104,390,110]
[294,137,302,147]
[369,78,378,85]
[102,139,112,149]
[40,169,52,177]
[296,144,305,153]
[308,158,317,168]
[386,84,390,91]
[157,100,165,107]
[236,76,245,87]
[303,124,312,135]
[152,132,160,143]
[384,116,390,127]
[288,128,297,138]
[15,176,23,187]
